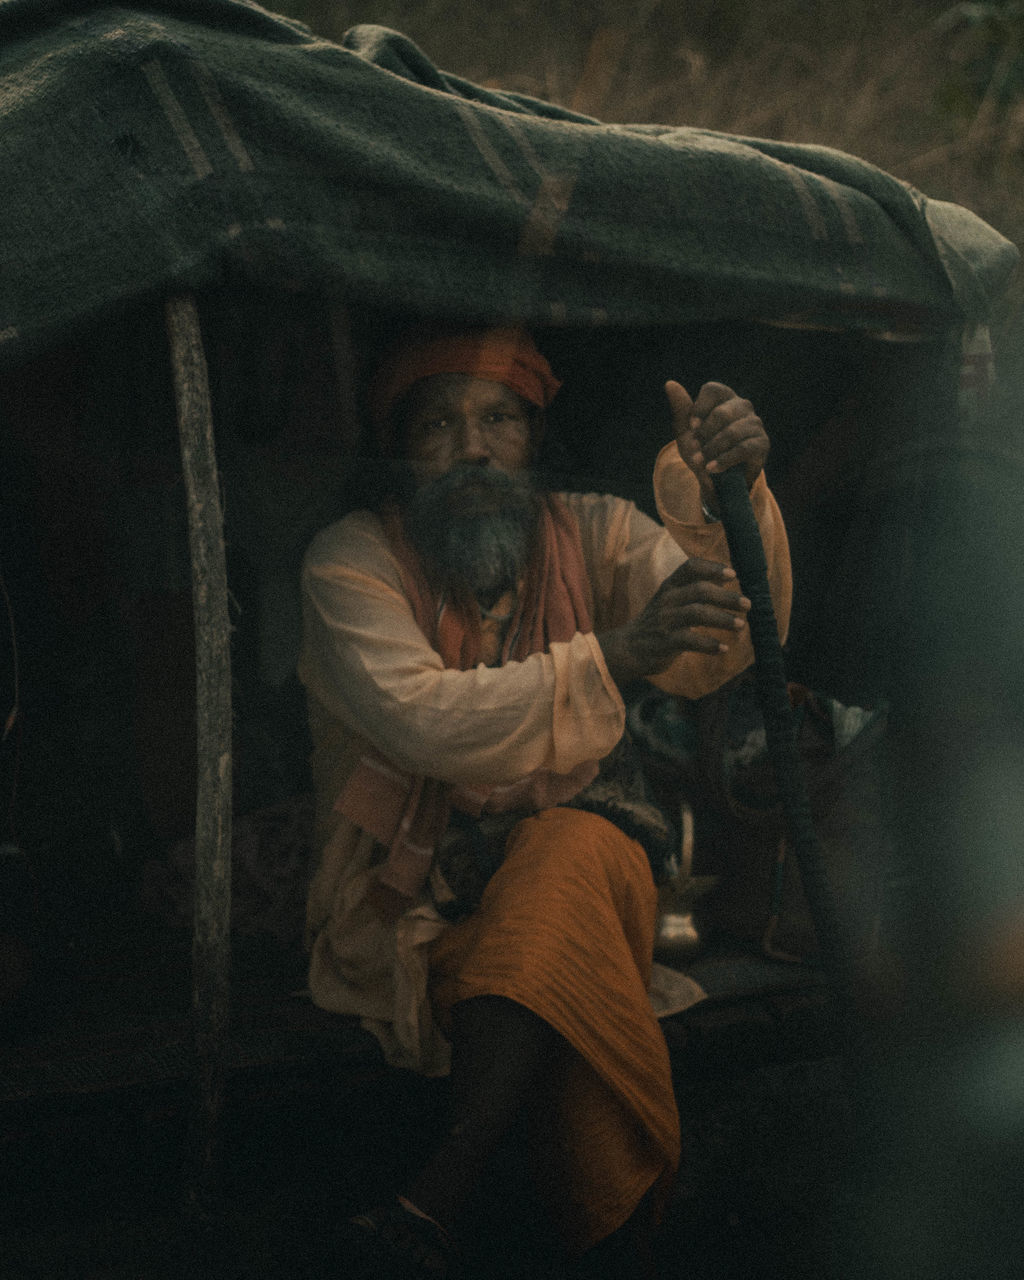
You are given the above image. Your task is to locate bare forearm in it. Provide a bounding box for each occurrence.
[596,557,750,691]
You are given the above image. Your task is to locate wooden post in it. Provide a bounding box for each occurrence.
[165,292,233,1217]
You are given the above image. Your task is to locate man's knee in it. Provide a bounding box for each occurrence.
[506,806,654,893]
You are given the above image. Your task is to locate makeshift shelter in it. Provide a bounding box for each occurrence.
[1,1,1015,704]
[1,1,1022,1272]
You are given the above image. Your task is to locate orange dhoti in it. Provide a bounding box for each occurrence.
[428,806,681,1252]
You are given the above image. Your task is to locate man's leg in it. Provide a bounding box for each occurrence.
[403,993,564,1233]
[345,994,563,1277]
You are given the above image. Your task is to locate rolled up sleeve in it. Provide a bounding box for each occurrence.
[649,442,793,698]
[565,446,792,702]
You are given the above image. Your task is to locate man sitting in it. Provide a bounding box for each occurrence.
[298,324,792,1277]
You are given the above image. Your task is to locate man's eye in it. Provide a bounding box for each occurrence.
[420,417,449,433]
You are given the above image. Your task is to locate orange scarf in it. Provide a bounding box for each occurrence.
[334,495,599,898]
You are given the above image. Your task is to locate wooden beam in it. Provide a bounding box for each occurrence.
[165,292,233,1216]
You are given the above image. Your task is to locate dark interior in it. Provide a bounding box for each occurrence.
[0,292,943,860]
[1,284,1010,1278]
[0,287,959,979]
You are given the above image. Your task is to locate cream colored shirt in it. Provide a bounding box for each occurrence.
[297,445,791,1072]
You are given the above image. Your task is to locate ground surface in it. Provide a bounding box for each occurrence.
[0,922,859,1279]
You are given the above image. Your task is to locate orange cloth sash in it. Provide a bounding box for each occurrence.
[333,495,599,898]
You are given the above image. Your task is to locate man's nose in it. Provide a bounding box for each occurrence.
[455,417,490,464]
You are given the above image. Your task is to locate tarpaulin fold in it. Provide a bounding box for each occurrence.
[0,1,1017,369]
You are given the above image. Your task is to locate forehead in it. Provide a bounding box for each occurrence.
[402,373,529,416]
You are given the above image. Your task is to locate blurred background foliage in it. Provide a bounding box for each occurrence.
[268,0,1024,376]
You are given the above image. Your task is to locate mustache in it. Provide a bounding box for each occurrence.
[415,462,531,509]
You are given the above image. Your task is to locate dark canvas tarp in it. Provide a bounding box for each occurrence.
[0,0,1017,371]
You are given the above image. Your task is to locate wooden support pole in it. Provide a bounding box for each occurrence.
[165,292,233,1216]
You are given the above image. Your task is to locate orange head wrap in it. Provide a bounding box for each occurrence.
[369,325,561,451]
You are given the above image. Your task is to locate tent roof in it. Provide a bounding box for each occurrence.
[0,0,1018,368]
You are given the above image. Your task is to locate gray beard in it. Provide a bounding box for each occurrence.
[403,465,541,611]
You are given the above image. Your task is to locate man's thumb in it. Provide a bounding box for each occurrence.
[664,379,694,426]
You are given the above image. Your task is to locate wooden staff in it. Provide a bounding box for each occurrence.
[166,292,233,1215]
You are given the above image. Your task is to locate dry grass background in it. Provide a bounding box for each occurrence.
[273,0,1024,377]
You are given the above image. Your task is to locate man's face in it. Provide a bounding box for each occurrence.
[395,373,540,609]
[399,374,534,481]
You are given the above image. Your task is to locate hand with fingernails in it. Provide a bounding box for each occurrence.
[597,381,768,687]
[665,380,769,515]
